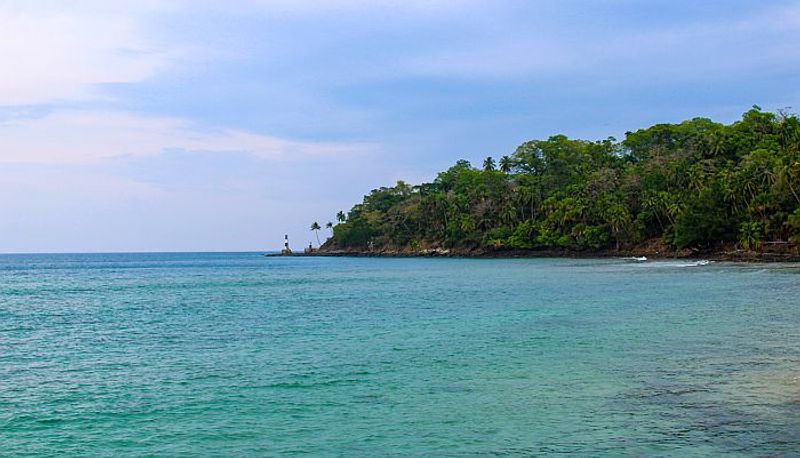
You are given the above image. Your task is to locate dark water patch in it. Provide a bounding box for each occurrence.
[612,374,800,454]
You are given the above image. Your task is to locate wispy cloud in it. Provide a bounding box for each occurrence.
[0,3,171,106]
[0,110,371,164]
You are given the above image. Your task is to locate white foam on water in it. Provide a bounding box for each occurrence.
[633,259,714,269]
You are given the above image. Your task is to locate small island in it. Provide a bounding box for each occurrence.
[300,107,800,261]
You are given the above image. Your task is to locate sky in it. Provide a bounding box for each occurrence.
[1,0,799,253]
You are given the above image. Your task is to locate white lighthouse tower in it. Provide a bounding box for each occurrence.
[281,234,292,255]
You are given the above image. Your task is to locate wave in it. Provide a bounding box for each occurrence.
[640,259,713,268]
[619,257,715,268]
[680,260,712,267]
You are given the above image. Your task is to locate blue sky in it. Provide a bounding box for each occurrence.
[1,0,799,252]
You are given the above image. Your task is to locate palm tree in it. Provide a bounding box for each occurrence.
[775,159,800,204]
[336,211,346,223]
[325,221,333,236]
[604,204,631,250]
[310,222,321,246]
[483,156,496,171]
[499,155,513,173]
[499,203,517,225]
[686,163,706,192]
[705,131,726,158]
[739,221,762,251]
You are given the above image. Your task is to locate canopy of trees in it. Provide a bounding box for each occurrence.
[331,107,800,252]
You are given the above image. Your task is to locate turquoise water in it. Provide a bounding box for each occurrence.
[1,254,799,456]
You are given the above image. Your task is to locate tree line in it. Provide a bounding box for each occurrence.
[327,107,800,253]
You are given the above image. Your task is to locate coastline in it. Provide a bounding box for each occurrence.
[271,243,800,263]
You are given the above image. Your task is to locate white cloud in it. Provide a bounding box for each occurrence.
[0,111,371,164]
[241,0,477,16]
[0,3,168,106]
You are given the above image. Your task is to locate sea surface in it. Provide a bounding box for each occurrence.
[1,253,799,456]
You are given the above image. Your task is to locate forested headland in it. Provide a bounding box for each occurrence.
[321,107,800,259]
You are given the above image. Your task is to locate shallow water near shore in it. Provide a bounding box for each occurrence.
[1,253,799,455]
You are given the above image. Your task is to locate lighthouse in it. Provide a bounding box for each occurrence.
[281,234,292,255]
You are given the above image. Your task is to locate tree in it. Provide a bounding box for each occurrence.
[671,186,732,249]
[499,155,513,173]
[603,203,632,250]
[310,222,321,246]
[788,209,800,242]
[325,221,334,236]
[774,158,800,204]
[738,221,762,251]
[322,109,799,254]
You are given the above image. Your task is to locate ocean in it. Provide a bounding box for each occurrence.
[1,253,799,455]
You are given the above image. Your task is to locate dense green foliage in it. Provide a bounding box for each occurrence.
[331,107,800,252]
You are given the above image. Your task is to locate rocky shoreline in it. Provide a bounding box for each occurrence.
[280,241,800,263]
